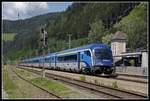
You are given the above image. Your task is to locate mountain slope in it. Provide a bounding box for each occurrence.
[3,2,147,62]
[3,12,59,33]
[113,2,148,51]
[2,12,59,54]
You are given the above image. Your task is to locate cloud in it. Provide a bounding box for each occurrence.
[2,2,49,20]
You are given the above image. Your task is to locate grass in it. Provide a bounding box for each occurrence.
[15,68,38,80]
[80,76,86,81]
[3,66,102,98]
[2,65,24,98]
[30,77,70,96]
[16,68,72,97]
[2,33,17,41]
[94,79,98,84]
[3,66,70,98]
[112,81,118,89]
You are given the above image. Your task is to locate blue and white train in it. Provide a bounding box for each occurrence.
[20,43,115,74]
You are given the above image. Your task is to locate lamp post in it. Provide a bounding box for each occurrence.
[67,34,72,49]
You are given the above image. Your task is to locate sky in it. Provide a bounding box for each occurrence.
[2,2,73,20]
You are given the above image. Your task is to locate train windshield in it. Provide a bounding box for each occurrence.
[94,48,112,60]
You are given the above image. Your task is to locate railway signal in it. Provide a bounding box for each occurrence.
[41,26,48,78]
[41,28,48,48]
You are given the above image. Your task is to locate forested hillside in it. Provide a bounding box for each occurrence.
[113,3,148,51]
[2,2,147,62]
[3,12,60,59]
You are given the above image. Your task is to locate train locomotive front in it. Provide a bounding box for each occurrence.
[90,44,114,74]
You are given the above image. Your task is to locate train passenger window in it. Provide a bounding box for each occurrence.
[69,54,77,61]
[35,60,37,63]
[58,54,77,61]
[58,56,65,62]
[51,57,54,61]
[58,57,61,61]
[84,51,91,57]
[45,58,49,62]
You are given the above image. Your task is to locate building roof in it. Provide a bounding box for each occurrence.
[111,31,126,41]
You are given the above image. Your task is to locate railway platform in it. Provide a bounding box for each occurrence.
[115,66,148,76]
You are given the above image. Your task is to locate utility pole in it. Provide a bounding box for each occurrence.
[41,25,48,78]
[17,10,20,67]
[68,34,72,49]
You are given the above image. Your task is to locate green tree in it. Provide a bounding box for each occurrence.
[113,3,148,51]
[102,32,113,46]
[88,19,105,43]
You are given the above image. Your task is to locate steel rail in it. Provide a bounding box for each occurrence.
[19,66,147,99]
[19,65,147,84]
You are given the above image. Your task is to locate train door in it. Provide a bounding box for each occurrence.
[55,55,56,68]
[49,57,51,68]
[77,52,80,70]
[39,58,41,67]
[80,52,85,69]
[80,50,92,68]
[39,57,43,67]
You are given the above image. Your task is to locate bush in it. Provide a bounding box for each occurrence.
[94,79,98,84]
[112,81,118,89]
[129,60,135,66]
[80,76,86,81]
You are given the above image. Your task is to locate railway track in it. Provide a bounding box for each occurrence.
[19,66,147,99]
[113,76,147,84]
[11,67,61,99]
[22,65,147,84]
[112,73,148,84]
[117,73,147,79]
[96,74,148,84]
[53,68,148,84]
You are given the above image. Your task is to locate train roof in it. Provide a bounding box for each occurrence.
[23,55,43,61]
[21,43,110,61]
[56,43,110,54]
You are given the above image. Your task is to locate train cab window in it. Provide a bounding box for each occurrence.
[95,48,112,59]
[84,50,91,57]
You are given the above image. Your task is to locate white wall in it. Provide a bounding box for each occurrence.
[142,51,148,68]
[111,40,126,56]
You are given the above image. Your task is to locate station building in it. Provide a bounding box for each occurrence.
[111,31,148,75]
